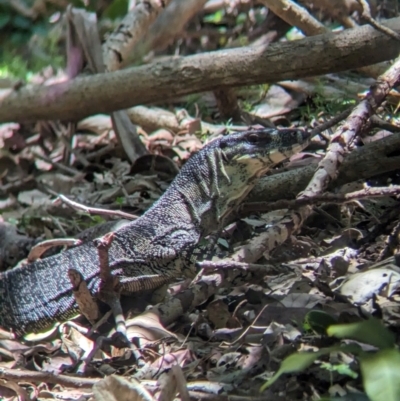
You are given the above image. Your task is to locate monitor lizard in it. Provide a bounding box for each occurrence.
[0,128,310,337]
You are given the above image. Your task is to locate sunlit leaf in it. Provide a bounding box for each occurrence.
[260,351,322,392]
[203,10,224,24]
[320,362,358,379]
[327,319,395,350]
[360,349,400,401]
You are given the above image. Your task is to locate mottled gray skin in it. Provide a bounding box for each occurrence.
[0,128,310,336]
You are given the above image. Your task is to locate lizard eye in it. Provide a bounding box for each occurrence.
[220,140,228,149]
[247,133,260,143]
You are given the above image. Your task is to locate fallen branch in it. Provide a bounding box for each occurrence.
[65,7,148,163]
[241,185,400,215]
[248,132,400,203]
[197,260,282,274]
[260,0,389,77]
[1,17,400,123]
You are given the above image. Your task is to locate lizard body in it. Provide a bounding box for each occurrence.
[0,129,310,336]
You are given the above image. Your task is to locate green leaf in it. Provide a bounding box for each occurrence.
[327,319,395,350]
[102,0,128,20]
[0,13,11,29]
[360,349,400,401]
[90,215,106,224]
[115,196,124,206]
[304,310,337,334]
[10,31,31,45]
[260,344,362,392]
[203,10,224,24]
[31,21,49,36]
[236,12,247,25]
[11,15,32,29]
[320,362,358,379]
[260,351,322,392]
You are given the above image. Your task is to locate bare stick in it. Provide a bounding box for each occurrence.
[258,0,326,35]
[301,55,400,199]
[358,0,400,41]
[30,151,81,176]
[94,233,127,337]
[27,238,82,262]
[57,194,138,220]
[138,0,209,53]
[197,260,281,274]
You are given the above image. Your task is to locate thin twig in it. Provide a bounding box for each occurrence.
[27,238,82,262]
[310,107,352,139]
[95,233,127,338]
[358,0,400,41]
[197,260,281,274]
[31,151,81,176]
[224,303,269,346]
[57,194,138,220]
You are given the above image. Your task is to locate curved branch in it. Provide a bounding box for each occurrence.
[1,17,400,123]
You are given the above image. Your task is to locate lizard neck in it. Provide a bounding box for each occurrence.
[143,148,256,237]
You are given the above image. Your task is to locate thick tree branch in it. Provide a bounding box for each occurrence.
[241,185,400,215]
[1,17,400,123]
[248,132,400,203]
[260,0,389,77]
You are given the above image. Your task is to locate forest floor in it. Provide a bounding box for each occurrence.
[1,1,400,400]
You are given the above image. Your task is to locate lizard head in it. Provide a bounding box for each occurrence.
[218,128,310,177]
[211,128,311,222]
[172,128,310,231]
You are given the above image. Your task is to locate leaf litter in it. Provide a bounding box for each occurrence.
[1,1,400,400]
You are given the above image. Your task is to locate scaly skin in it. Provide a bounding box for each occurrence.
[0,128,310,336]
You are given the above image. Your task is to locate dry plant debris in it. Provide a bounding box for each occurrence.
[1,0,400,400]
